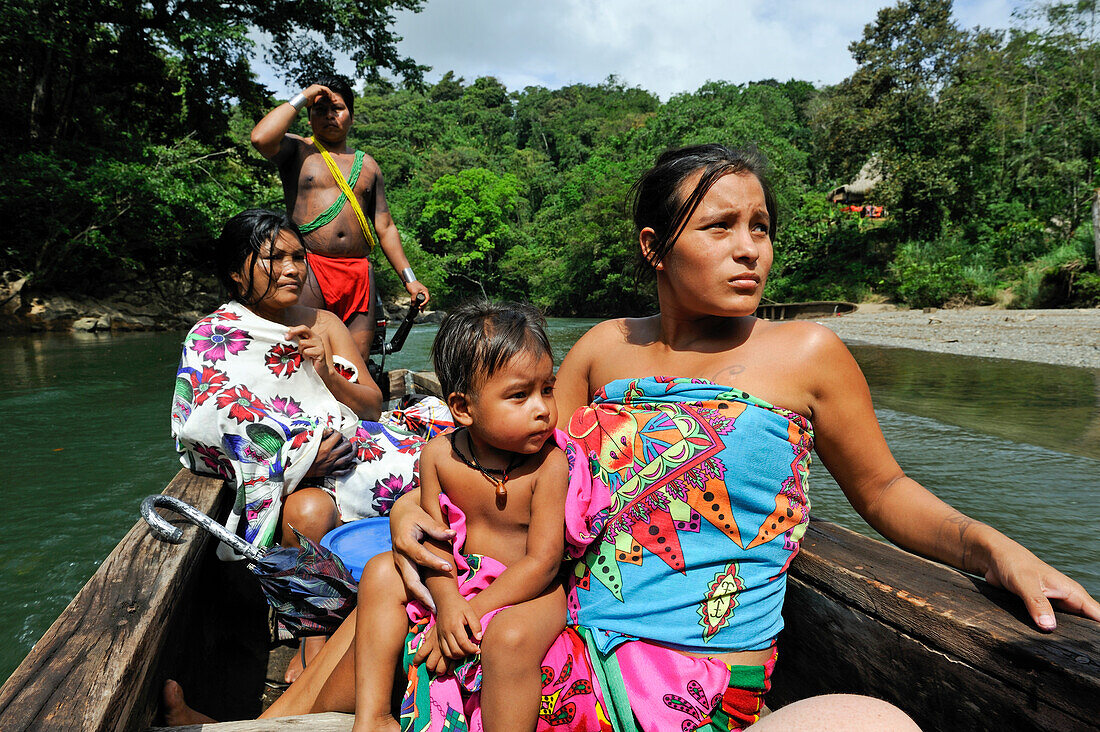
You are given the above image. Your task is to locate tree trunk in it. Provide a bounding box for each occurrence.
[1093,188,1100,273]
[29,45,54,143]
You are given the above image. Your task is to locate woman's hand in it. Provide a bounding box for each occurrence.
[982,538,1100,630]
[389,492,456,611]
[304,428,354,478]
[287,324,332,378]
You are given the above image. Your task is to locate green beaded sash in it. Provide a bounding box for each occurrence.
[298,150,366,234]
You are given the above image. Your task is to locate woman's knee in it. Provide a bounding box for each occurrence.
[747,694,919,731]
[281,487,338,543]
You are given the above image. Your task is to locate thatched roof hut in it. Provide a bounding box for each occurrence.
[828,157,883,204]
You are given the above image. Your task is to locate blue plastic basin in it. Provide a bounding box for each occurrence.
[320,517,392,582]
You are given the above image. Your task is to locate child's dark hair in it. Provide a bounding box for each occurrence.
[431,302,553,397]
[215,209,304,305]
[312,75,355,117]
[632,144,776,273]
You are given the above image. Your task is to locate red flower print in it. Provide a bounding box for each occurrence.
[265,343,302,378]
[212,307,241,321]
[333,361,357,381]
[395,436,424,455]
[194,443,232,478]
[289,428,312,450]
[355,436,385,462]
[216,385,266,424]
[194,367,228,405]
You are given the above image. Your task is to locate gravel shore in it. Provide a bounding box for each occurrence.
[817,306,1100,369]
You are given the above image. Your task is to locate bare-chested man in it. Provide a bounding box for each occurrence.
[251,75,429,365]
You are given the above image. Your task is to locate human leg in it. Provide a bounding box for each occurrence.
[345,552,410,732]
[161,679,217,726]
[280,486,340,547]
[260,608,357,718]
[346,311,376,368]
[479,584,567,732]
[744,694,919,731]
[279,486,340,681]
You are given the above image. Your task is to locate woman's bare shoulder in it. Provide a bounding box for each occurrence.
[571,316,655,353]
[755,318,849,361]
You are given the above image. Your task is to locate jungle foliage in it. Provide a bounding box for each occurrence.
[2,0,1099,311]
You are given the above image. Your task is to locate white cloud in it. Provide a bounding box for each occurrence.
[256,1,1023,98]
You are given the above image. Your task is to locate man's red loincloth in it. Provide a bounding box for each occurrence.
[308,253,372,323]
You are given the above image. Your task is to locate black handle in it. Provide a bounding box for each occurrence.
[384,292,426,355]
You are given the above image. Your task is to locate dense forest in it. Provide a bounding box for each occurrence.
[2,0,1099,315]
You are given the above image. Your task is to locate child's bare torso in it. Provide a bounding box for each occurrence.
[434,438,559,566]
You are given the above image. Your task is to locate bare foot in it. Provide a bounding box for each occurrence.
[162,679,217,725]
[352,712,402,732]
[284,635,327,683]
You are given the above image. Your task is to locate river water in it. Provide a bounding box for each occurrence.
[1,320,1098,684]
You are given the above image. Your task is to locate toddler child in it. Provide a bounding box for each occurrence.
[353,301,568,732]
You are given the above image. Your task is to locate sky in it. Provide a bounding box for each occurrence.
[256,0,1025,100]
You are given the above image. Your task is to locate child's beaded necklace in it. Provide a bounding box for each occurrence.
[449,428,525,508]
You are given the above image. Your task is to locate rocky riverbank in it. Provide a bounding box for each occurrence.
[0,271,440,334]
[820,305,1100,369]
[3,274,1095,369]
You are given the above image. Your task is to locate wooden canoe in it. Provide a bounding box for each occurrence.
[1,369,1096,731]
[754,301,857,320]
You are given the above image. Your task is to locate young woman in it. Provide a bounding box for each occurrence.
[172,209,422,681]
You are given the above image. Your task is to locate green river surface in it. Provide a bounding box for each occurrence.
[2,318,1098,684]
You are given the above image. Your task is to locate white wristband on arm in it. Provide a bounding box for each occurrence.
[288,92,307,111]
[400,268,418,284]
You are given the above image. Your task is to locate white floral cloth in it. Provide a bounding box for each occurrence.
[171,301,422,556]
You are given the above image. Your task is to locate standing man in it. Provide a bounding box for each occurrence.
[251,76,429,364]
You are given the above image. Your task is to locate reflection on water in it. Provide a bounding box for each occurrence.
[0,323,1097,684]
[0,331,187,685]
[848,345,1100,460]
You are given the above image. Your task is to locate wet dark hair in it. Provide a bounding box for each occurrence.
[632,144,777,272]
[312,75,355,118]
[215,209,304,306]
[431,301,553,398]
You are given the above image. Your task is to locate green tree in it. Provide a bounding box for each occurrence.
[0,0,427,292]
[417,168,526,301]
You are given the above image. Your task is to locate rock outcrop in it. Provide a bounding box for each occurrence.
[0,269,222,333]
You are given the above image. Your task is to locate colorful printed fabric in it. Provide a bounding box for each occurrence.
[171,301,422,554]
[400,429,602,732]
[566,376,814,654]
[382,396,456,439]
[399,494,508,732]
[533,629,774,732]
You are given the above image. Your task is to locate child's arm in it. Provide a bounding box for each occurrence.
[418,438,484,662]
[468,447,568,620]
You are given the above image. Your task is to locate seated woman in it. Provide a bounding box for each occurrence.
[167,150,1099,729]
[171,209,423,678]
